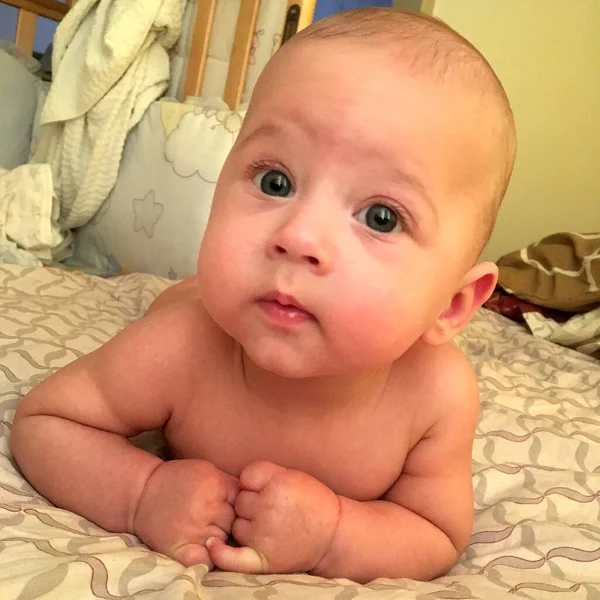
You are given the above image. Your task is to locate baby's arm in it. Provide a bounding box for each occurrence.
[314,360,480,582]
[10,303,202,534]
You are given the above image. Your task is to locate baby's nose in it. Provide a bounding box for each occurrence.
[267,216,334,275]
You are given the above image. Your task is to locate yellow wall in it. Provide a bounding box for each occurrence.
[428,0,600,261]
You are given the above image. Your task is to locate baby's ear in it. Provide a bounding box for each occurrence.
[421,261,498,346]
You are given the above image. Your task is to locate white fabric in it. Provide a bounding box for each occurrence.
[242,0,288,105]
[200,0,240,100]
[0,41,41,74]
[0,164,59,264]
[32,0,186,232]
[523,306,600,358]
[0,50,40,170]
[72,98,244,278]
[166,0,198,99]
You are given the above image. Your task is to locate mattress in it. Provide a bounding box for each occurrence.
[1,264,599,599]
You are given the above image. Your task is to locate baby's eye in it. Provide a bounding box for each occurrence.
[355,203,400,233]
[253,170,293,198]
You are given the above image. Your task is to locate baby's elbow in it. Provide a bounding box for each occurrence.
[409,534,461,582]
[426,506,473,578]
[430,549,461,581]
[9,406,31,464]
[10,389,51,456]
[453,531,472,561]
[445,512,474,566]
[13,387,44,424]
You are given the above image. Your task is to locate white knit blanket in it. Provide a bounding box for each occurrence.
[32,0,185,232]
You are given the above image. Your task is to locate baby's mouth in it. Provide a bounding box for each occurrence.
[257,292,316,325]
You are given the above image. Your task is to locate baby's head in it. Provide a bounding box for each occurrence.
[197,8,516,377]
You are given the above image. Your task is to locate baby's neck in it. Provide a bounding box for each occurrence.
[238,347,392,419]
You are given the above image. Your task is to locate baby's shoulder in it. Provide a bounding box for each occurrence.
[428,342,479,413]
[142,296,233,361]
[390,341,479,431]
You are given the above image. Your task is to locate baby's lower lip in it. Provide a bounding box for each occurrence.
[257,299,315,326]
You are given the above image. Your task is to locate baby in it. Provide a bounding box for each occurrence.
[11,8,516,583]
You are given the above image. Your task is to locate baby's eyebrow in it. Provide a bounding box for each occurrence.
[239,114,326,150]
[386,164,439,227]
[238,122,288,147]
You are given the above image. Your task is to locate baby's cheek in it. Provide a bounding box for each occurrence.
[200,226,251,295]
[336,308,392,350]
[332,297,418,360]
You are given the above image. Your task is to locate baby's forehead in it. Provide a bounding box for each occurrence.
[282,14,508,107]
[248,44,493,157]
[252,42,493,140]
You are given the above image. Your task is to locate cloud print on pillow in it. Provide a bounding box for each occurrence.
[164,104,245,182]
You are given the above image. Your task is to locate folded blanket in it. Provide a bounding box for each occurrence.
[32,0,185,231]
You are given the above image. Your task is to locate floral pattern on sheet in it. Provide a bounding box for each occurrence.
[1,264,599,599]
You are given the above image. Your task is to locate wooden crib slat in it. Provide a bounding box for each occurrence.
[182,0,218,100]
[15,9,37,55]
[223,0,261,110]
[3,0,69,22]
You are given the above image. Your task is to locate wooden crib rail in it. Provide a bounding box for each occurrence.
[182,0,218,104]
[183,0,316,109]
[222,0,261,111]
[3,0,316,108]
[2,0,70,55]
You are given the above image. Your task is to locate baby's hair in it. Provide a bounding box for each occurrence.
[294,8,517,258]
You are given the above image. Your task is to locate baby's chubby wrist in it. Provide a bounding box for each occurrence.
[309,492,343,576]
[130,459,165,536]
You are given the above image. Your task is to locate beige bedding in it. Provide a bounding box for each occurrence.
[1,264,599,599]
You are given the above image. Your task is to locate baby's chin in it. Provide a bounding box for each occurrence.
[241,340,387,381]
[242,344,328,379]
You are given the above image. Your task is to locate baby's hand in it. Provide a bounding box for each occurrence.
[207,461,340,574]
[133,459,239,567]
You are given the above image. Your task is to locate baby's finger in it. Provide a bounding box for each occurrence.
[225,475,240,505]
[214,501,236,532]
[234,490,259,520]
[206,537,268,574]
[204,525,230,544]
[172,542,213,569]
[231,516,252,545]
[240,461,286,492]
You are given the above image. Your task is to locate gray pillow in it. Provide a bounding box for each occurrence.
[0,50,40,169]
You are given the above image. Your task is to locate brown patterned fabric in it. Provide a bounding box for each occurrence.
[1,265,600,598]
[497,232,600,312]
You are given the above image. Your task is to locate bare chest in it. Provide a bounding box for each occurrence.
[165,383,412,501]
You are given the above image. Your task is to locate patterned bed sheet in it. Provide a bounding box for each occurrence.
[1,264,599,599]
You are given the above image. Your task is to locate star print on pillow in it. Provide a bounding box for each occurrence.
[132,190,164,238]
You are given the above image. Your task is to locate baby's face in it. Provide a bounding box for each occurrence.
[198,39,495,377]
